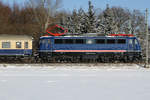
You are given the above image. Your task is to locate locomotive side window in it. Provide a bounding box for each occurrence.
[16,42,22,48]
[39,40,42,44]
[25,42,28,48]
[117,39,126,44]
[107,39,115,44]
[86,39,94,44]
[75,39,84,44]
[96,39,105,44]
[55,39,63,44]
[65,39,74,44]
[2,42,11,48]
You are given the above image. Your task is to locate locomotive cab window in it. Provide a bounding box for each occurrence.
[2,42,11,48]
[117,39,126,44]
[107,39,115,44]
[55,39,63,44]
[16,42,22,48]
[129,39,133,44]
[96,39,105,44]
[39,39,46,44]
[134,39,138,45]
[39,40,42,44]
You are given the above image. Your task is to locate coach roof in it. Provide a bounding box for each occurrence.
[0,34,32,40]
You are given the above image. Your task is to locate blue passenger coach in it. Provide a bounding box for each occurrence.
[39,35,142,62]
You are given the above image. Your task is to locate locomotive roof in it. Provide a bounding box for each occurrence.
[0,34,33,40]
[40,36,136,39]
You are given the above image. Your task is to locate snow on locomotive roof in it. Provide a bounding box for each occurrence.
[41,35,135,38]
[0,34,33,40]
[41,33,135,38]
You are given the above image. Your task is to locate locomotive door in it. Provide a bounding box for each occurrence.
[45,39,52,52]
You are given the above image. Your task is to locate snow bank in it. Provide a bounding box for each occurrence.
[0,63,148,72]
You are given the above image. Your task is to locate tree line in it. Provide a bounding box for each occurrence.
[0,0,148,53]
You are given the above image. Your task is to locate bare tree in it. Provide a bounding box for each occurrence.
[111,7,130,33]
[27,0,62,33]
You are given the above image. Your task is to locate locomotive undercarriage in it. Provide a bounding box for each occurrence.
[39,52,142,63]
[0,52,142,63]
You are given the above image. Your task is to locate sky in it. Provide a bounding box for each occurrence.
[3,0,150,11]
[2,0,150,21]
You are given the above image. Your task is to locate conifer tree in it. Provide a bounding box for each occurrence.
[77,8,86,34]
[72,9,79,34]
[100,4,118,35]
[84,1,97,33]
[64,8,86,35]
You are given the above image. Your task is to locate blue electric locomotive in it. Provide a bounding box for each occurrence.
[39,35,142,62]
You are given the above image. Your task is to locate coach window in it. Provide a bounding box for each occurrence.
[65,39,74,44]
[96,39,105,44]
[117,39,126,44]
[107,39,115,44]
[75,39,84,44]
[2,42,11,48]
[25,42,28,48]
[55,39,63,44]
[16,42,22,48]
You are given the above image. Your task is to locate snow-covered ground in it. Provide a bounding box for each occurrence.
[0,64,150,100]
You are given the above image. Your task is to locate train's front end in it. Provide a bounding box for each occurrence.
[39,36,53,62]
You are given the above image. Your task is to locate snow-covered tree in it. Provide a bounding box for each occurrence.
[96,14,106,35]
[99,4,118,35]
[84,1,97,33]
[76,8,86,34]
[62,8,86,35]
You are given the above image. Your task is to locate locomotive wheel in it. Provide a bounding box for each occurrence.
[127,56,134,63]
[101,57,110,63]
